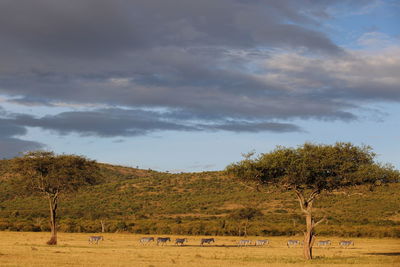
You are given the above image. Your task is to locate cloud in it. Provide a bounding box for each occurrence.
[6,108,302,138]
[261,44,400,102]
[0,138,44,159]
[0,109,45,158]
[357,32,398,50]
[0,1,352,111]
[204,121,302,133]
[0,0,397,152]
[0,104,302,159]
[13,109,197,137]
[0,0,341,59]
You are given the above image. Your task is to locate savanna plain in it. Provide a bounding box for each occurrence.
[0,232,399,267]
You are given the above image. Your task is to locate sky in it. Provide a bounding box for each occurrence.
[0,0,399,172]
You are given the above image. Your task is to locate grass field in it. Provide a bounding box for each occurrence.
[0,232,399,266]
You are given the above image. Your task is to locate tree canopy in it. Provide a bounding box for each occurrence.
[12,151,101,196]
[227,142,398,191]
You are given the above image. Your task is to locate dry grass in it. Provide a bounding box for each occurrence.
[0,232,399,266]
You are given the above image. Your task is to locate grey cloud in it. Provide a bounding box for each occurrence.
[0,0,343,77]
[0,115,45,158]
[0,119,27,137]
[7,97,54,107]
[0,138,44,159]
[0,66,360,120]
[204,121,302,133]
[3,108,303,139]
[0,0,392,143]
[0,46,361,122]
[0,0,341,59]
[13,109,197,137]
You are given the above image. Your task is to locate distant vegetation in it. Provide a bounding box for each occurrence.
[0,149,399,239]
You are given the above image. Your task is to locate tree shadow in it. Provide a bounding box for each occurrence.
[170,244,240,248]
[365,252,400,256]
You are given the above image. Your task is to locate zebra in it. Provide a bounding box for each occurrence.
[200,238,215,246]
[175,238,188,246]
[316,240,331,247]
[339,240,354,248]
[88,236,104,244]
[139,237,154,245]
[237,240,252,247]
[157,237,171,246]
[287,240,301,248]
[255,240,269,246]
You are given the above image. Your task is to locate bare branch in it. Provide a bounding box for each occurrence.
[314,215,327,228]
[238,180,259,191]
[307,189,320,203]
[294,189,308,214]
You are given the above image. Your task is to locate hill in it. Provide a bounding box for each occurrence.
[0,161,399,237]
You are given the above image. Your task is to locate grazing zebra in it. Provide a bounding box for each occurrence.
[139,237,155,245]
[339,240,354,248]
[255,240,269,246]
[317,240,331,247]
[200,238,215,246]
[88,236,104,244]
[238,240,252,247]
[175,238,188,246]
[157,237,171,246]
[287,240,301,248]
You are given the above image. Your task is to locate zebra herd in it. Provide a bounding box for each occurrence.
[138,237,354,248]
[237,239,269,247]
[286,239,354,248]
[88,236,104,244]
[88,235,355,248]
[138,237,269,247]
[139,237,215,246]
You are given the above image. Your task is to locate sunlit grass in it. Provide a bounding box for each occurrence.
[0,232,399,266]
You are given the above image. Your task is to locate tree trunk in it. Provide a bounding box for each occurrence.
[303,212,315,260]
[244,219,248,237]
[101,220,105,233]
[47,195,58,245]
[294,189,321,260]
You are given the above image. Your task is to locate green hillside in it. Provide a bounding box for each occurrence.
[1,160,399,237]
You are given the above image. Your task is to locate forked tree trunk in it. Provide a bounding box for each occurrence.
[47,195,58,245]
[295,189,325,260]
[303,212,315,259]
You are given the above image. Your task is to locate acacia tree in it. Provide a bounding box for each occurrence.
[230,207,263,236]
[226,142,399,260]
[12,151,100,245]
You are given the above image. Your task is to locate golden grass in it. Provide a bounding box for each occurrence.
[0,232,399,266]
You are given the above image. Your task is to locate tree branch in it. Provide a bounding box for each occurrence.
[307,189,320,203]
[313,215,327,228]
[294,189,308,214]
[238,180,259,191]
